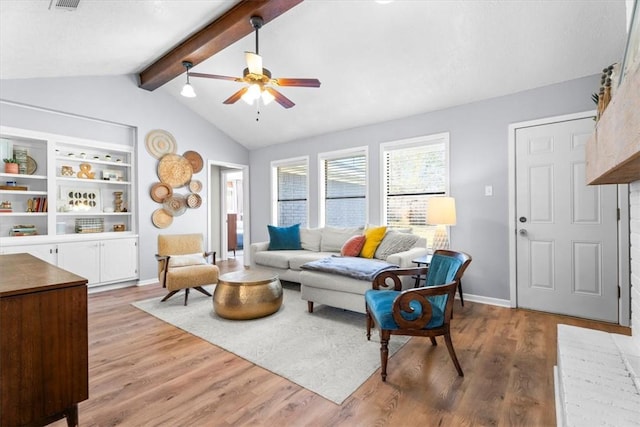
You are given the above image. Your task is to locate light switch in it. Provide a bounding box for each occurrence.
[485,185,493,196]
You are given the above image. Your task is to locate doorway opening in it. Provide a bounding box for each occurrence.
[225,170,243,259]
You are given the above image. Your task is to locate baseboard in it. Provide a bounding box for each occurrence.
[136,278,158,286]
[457,292,511,307]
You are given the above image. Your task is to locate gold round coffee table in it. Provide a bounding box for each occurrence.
[213,269,282,320]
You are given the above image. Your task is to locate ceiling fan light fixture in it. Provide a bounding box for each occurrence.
[241,84,261,104]
[181,82,196,98]
[181,61,196,98]
[261,89,275,105]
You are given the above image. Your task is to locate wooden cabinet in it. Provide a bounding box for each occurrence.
[0,253,88,427]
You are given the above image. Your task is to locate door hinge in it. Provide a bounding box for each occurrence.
[617,208,620,221]
[618,286,621,298]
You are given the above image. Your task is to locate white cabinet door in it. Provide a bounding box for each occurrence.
[0,243,57,265]
[57,241,101,285]
[100,238,137,283]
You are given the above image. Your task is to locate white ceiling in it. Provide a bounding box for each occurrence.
[0,0,628,150]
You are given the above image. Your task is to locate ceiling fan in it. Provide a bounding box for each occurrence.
[183,15,321,109]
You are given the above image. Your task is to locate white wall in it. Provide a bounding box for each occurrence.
[248,75,602,301]
[0,75,249,283]
[631,181,640,345]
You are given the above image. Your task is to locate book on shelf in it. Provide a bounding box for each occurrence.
[28,196,47,213]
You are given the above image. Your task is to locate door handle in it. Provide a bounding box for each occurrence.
[519,229,528,236]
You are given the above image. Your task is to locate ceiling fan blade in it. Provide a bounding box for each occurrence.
[223,87,249,104]
[275,78,321,88]
[245,52,263,75]
[189,72,242,82]
[265,87,295,109]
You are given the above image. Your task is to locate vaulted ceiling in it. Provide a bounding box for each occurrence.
[0,0,628,149]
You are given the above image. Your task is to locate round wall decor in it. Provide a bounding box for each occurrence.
[183,150,204,173]
[145,129,177,159]
[157,154,192,188]
[152,208,173,228]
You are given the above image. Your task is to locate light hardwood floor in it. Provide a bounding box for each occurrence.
[52,258,630,427]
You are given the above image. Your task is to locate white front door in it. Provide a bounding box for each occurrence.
[515,117,619,322]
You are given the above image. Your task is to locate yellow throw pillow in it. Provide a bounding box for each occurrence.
[359,226,387,258]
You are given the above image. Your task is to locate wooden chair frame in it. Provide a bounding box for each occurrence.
[155,250,217,306]
[366,250,472,381]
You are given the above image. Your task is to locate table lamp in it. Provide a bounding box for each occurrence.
[426,196,456,251]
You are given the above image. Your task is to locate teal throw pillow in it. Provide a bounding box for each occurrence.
[268,224,302,250]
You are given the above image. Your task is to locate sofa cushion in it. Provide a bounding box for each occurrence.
[254,250,299,269]
[360,226,387,258]
[300,270,374,295]
[289,251,336,271]
[341,235,366,256]
[320,226,363,252]
[374,231,420,260]
[300,227,322,251]
[268,223,302,250]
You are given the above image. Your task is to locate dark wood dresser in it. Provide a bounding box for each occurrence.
[0,253,88,427]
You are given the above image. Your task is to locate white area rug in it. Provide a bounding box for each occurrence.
[132,285,408,404]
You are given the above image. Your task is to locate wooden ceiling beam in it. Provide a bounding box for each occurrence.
[138,0,303,91]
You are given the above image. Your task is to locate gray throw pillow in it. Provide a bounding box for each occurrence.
[374,231,419,260]
[320,226,363,252]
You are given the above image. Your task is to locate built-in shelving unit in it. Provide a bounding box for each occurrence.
[0,126,138,287]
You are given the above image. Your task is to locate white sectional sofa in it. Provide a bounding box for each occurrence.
[250,226,428,314]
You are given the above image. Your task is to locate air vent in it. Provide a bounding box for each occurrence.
[49,0,80,11]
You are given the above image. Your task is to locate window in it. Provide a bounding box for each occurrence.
[320,148,368,227]
[381,133,449,244]
[271,157,308,227]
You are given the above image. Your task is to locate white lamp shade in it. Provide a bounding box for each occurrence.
[427,196,456,225]
[180,82,196,98]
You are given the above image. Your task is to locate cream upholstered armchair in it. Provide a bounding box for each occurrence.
[156,233,220,305]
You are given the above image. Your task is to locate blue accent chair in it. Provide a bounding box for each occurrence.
[365,249,472,380]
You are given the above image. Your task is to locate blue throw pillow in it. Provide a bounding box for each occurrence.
[268,224,302,250]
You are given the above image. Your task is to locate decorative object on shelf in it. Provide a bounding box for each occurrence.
[13,148,28,174]
[76,163,95,179]
[183,150,203,173]
[75,217,104,233]
[62,187,101,212]
[10,224,37,236]
[113,224,125,232]
[26,156,37,175]
[61,165,74,176]
[102,169,123,181]
[3,158,19,174]
[162,194,187,216]
[157,153,192,188]
[145,129,177,159]
[152,208,173,228]
[593,64,617,121]
[0,201,12,212]
[426,196,457,251]
[188,179,202,193]
[150,182,172,203]
[113,191,124,213]
[186,193,202,209]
